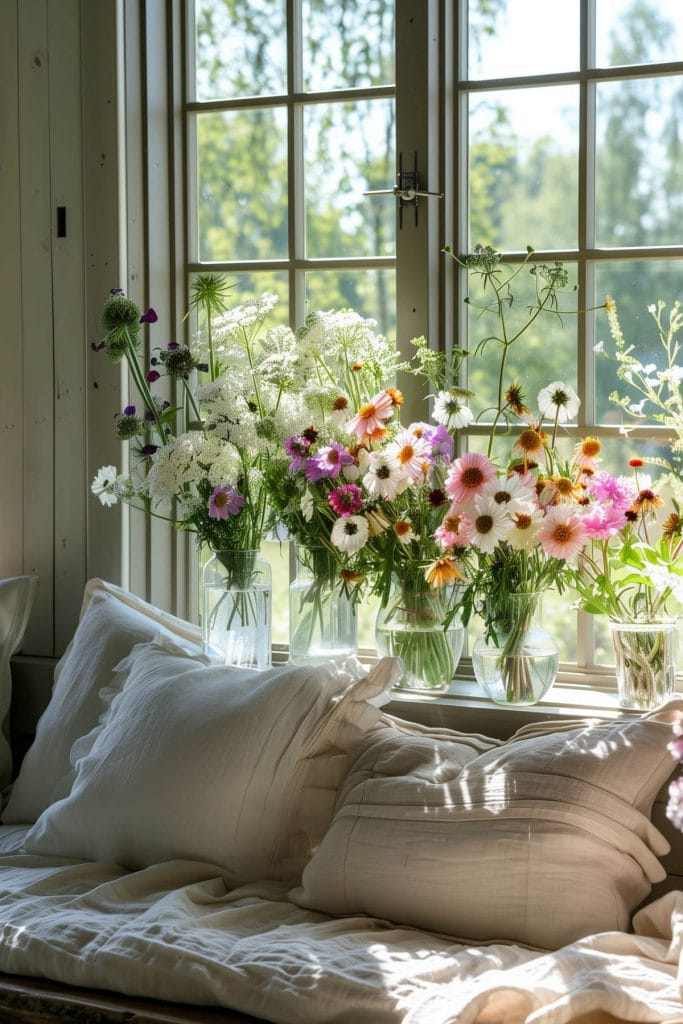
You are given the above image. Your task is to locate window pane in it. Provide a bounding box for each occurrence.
[194,0,287,101]
[304,269,396,340]
[595,77,683,248]
[196,109,288,261]
[466,261,578,423]
[302,0,395,92]
[593,260,683,425]
[469,87,578,251]
[304,100,396,258]
[467,0,580,80]
[595,0,683,68]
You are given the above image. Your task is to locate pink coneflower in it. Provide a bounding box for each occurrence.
[386,428,431,482]
[512,426,547,464]
[538,506,588,560]
[571,436,602,472]
[580,503,627,540]
[346,390,394,442]
[328,483,362,517]
[209,485,245,520]
[305,441,354,481]
[445,452,497,507]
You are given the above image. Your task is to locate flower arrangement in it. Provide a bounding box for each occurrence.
[91,275,305,560]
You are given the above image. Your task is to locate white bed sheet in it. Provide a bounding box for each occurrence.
[0,827,680,1024]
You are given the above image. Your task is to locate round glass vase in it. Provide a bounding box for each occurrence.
[202,549,272,670]
[472,591,559,706]
[374,572,464,699]
[288,544,358,665]
[609,618,677,710]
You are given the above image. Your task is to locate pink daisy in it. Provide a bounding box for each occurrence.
[445,452,497,508]
[346,390,394,442]
[538,506,588,560]
[209,485,245,520]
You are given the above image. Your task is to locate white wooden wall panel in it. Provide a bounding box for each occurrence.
[49,0,89,653]
[18,0,55,655]
[0,4,23,584]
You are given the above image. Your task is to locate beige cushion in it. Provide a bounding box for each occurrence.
[3,579,202,824]
[291,703,683,949]
[25,639,399,881]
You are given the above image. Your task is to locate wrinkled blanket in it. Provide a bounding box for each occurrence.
[0,828,680,1024]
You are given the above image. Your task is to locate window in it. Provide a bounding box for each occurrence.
[184,0,682,683]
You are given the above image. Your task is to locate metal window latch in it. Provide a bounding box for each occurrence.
[364,151,443,228]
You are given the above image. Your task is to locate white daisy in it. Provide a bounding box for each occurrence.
[470,497,510,554]
[432,390,474,429]
[363,452,410,500]
[478,474,536,515]
[537,381,580,423]
[505,507,545,551]
[385,428,431,482]
[331,515,369,554]
[91,465,119,506]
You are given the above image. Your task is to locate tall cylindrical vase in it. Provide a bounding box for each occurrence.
[375,571,464,698]
[610,618,677,710]
[202,549,272,669]
[289,543,357,665]
[472,591,559,705]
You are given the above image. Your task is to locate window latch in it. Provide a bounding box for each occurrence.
[364,151,443,228]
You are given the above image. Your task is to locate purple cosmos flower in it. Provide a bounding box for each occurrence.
[285,435,312,473]
[328,483,362,517]
[123,405,136,416]
[140,307,158,324]
[424,423,454,463]
[209,485,245,520]
[305,441,354,482]
[146,369,160,383]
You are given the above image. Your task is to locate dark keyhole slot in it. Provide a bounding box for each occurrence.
[57,206,67,237]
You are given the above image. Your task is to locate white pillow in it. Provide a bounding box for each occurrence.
[3,579,201,824]
[24,641,399,881]
[292,702,683,949]
[0,575,38,796]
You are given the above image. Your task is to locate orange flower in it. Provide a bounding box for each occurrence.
[424,556,461,589]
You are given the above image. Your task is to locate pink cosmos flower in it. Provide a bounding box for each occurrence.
[538,506,588,560]
[346,390,394,442]
[445,452,497,508]
[328,483,362,517]
[305,441,354,481]
[580,503,628,540]
[209,485,245,520]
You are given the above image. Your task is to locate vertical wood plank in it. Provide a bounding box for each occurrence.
[82,0,126,591]
[48,0,88,652]
[0,2,23,582]
[18,0,54,655]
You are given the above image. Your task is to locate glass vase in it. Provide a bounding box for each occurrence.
[202,549,272,670]
[472,591,559,705]
[289,544,357,665]
[375,572,464,698]
[610,618,677,710]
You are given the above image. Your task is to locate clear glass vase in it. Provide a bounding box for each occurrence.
[202,549,272,669]
[375,572,464,698]
[289,544,357,665]
[610,618,677,710]
[472,591,559,705]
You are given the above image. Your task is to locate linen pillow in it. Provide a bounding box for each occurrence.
[25,640,399,881]
[3,579,201,824]
[291,702,683,950]
[0,576,38,797]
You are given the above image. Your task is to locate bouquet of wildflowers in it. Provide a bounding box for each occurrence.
[91,274,305,575]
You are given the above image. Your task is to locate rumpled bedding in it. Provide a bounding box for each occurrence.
[0,828,680,1024]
